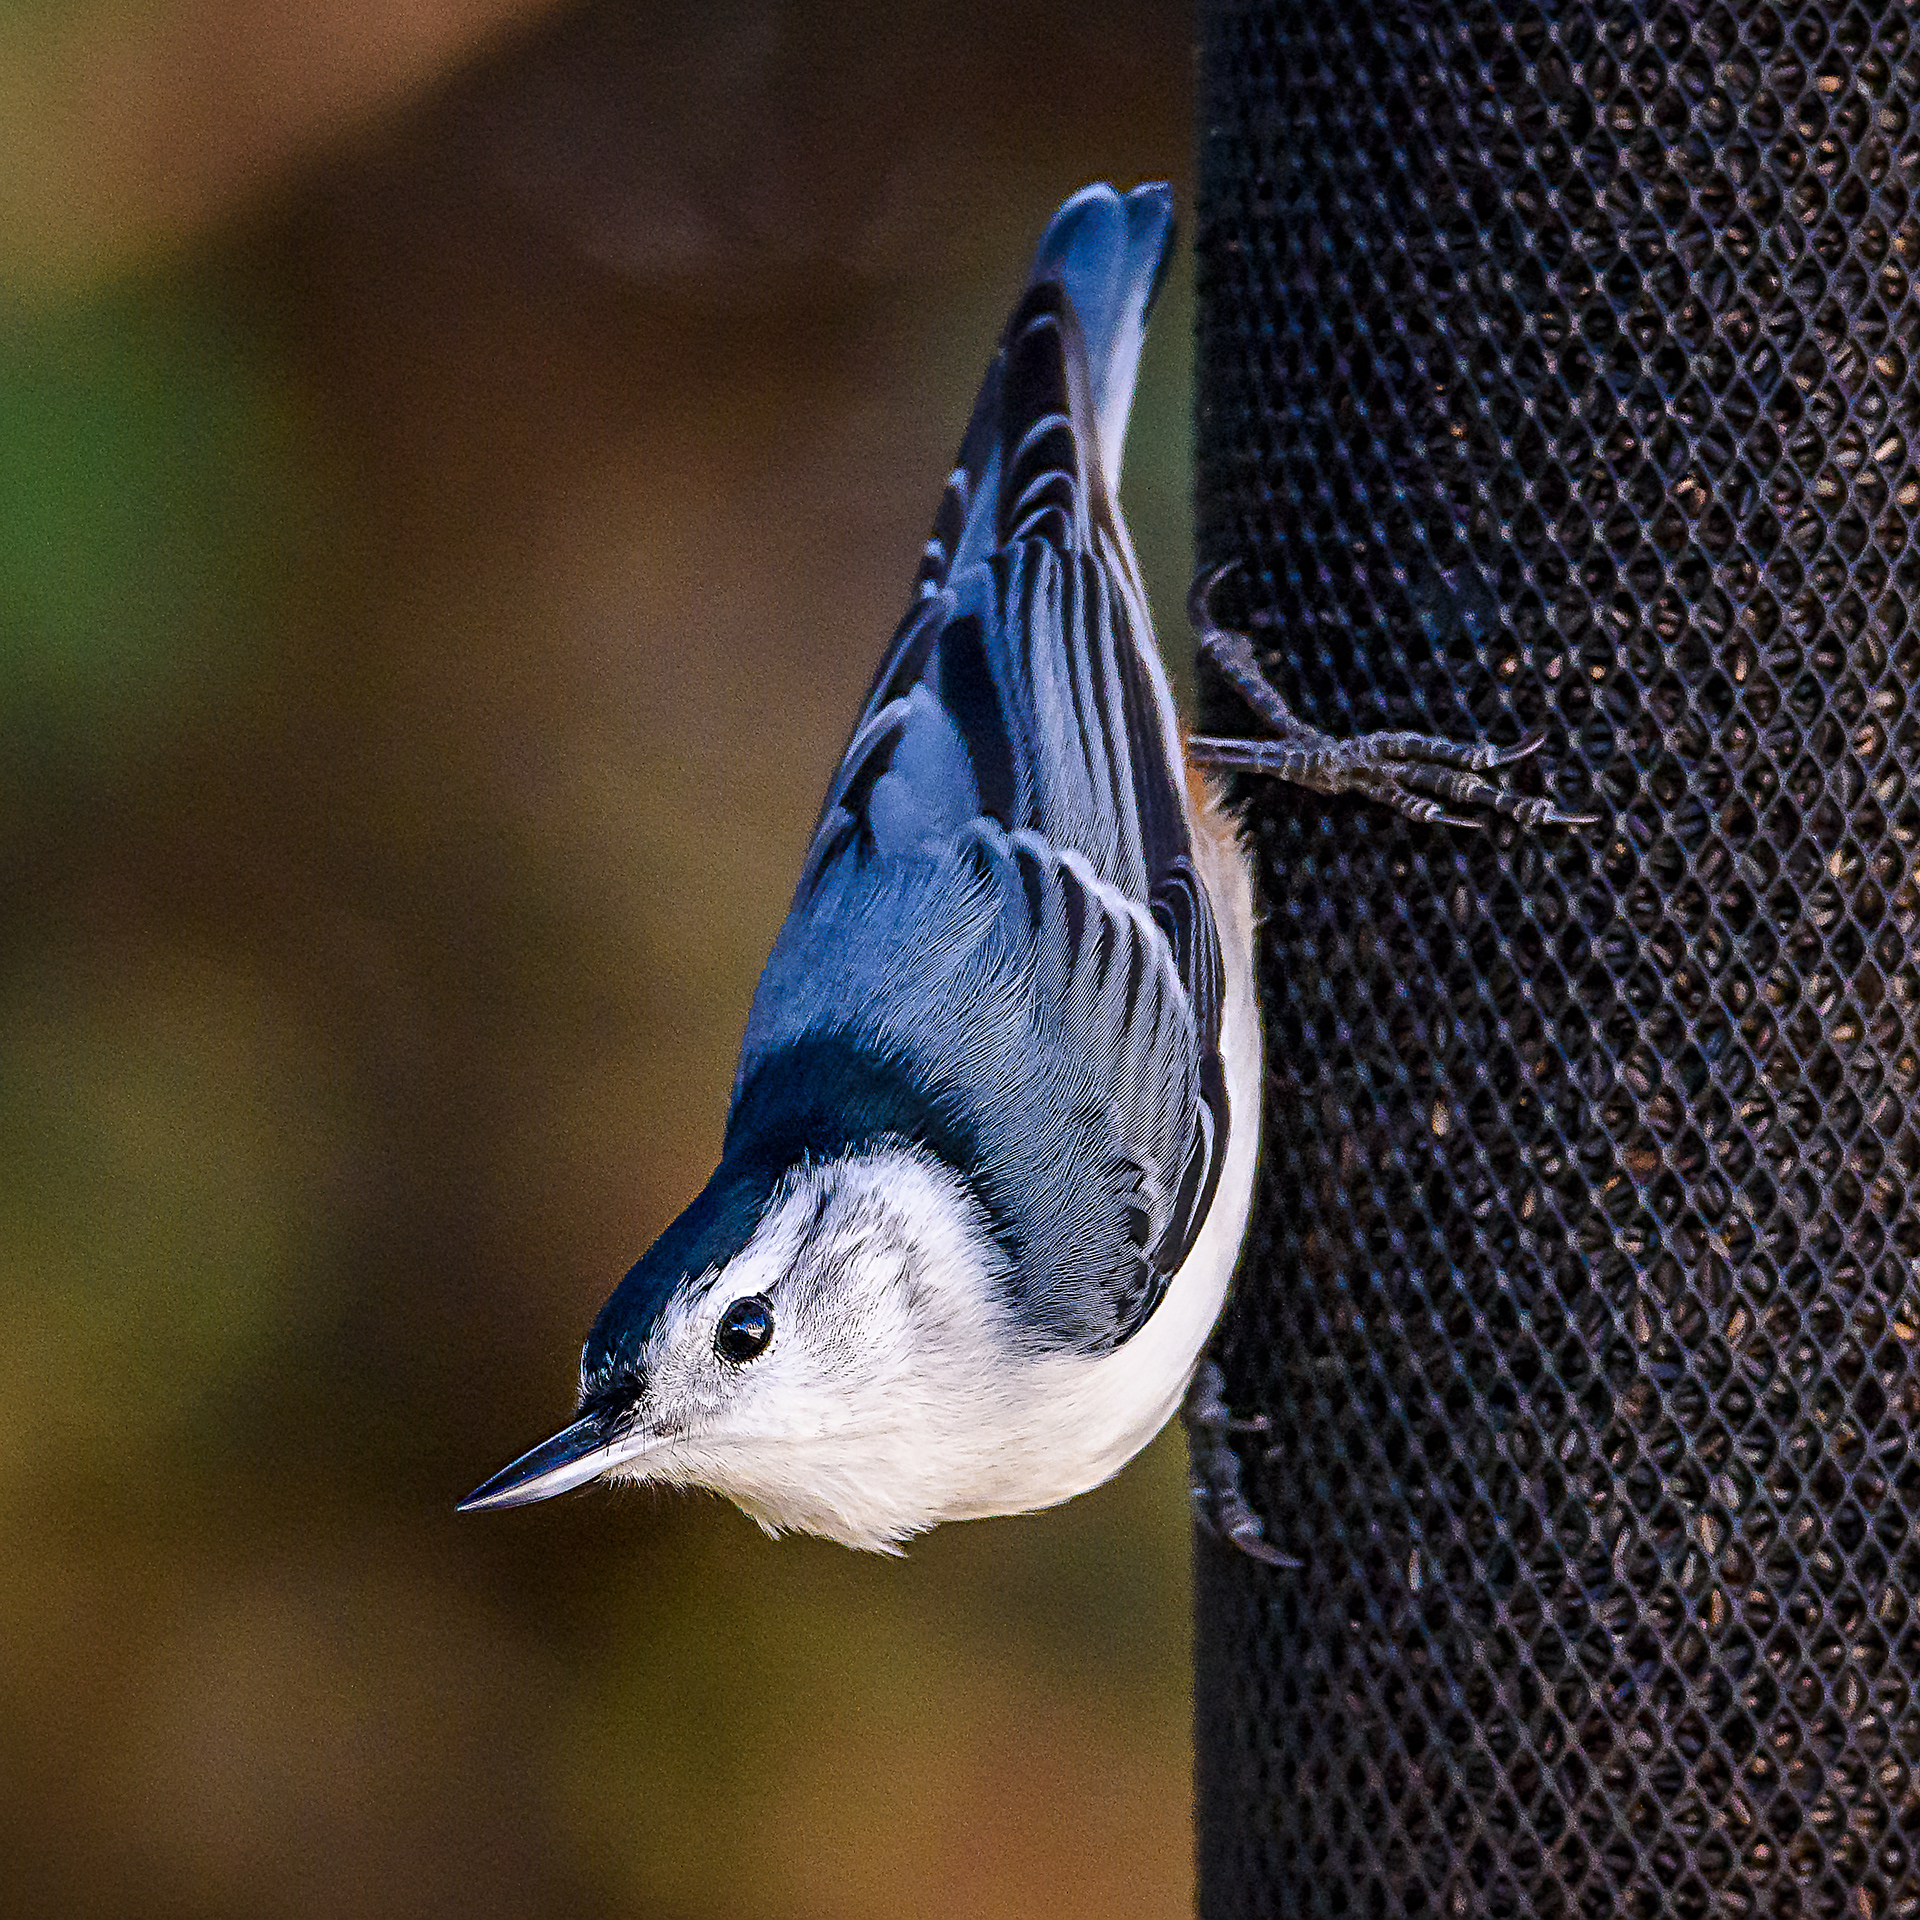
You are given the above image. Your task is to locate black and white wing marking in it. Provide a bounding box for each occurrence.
[804,274,1189,906]
[973,822,1229,1343]
[736,183,1228,1347]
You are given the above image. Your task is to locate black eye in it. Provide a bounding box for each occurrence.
[714,1295,774,1364]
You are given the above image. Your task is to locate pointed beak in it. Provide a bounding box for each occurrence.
[458,1412,649,1513]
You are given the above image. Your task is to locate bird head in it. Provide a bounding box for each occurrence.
[458,1145,1008,1549]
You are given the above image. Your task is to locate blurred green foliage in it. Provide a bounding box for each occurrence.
[0,951,349,1476]
[0,4,1198,1916]
[0,286,303,768]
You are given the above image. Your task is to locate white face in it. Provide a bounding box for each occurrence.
[596,1148,1011,1549]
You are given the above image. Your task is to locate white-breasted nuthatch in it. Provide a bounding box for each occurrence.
[460,183,1585,1552]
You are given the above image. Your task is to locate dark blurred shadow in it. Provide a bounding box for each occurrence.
[0,4,1196,1915]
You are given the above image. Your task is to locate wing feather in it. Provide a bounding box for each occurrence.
[736,183,1227,1349]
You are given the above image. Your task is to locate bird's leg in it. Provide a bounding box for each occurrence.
[1183,1360,1298,1568]
[1186,565,1598,831]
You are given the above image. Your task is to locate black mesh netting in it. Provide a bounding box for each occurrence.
[1190,2,1920,1916]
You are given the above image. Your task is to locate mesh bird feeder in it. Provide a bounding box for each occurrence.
[1191,2,1920,1915]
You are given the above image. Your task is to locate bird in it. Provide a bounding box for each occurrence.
[459,182,1586,1554]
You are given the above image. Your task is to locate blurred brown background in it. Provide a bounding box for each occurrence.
[0,3,1199,1915]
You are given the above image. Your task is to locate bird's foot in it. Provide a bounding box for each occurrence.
[1186,564,1600,831]
[1184,1360,1298,1569]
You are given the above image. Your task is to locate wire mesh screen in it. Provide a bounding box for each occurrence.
[1190,1,1920,1915]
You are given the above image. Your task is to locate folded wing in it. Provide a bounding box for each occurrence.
[731,183,1228,1350]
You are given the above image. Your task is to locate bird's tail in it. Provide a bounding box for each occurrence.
[921,182,1174,597]
[1022,182,1174,494]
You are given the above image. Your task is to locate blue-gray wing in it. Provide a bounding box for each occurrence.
[812,186,1184,908]
[728,183,1228,1349]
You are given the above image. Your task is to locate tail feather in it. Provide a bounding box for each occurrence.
[1023,182,1173,493]
[915,183,1174,600]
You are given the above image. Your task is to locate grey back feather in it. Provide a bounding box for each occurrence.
[729,183,1228,1352]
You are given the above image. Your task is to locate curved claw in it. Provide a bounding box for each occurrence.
[1490,728,1548,766]
[1184,1360,1302,1571]
[1223,1515,1302,1569]
[1187,559,1241,639]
